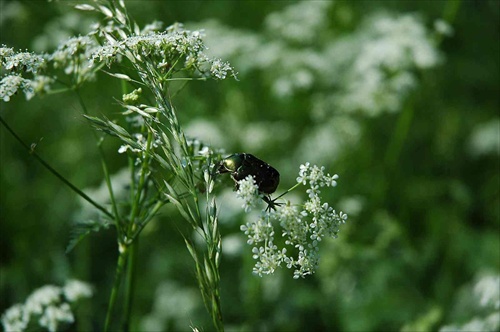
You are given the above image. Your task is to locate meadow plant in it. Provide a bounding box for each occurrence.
[1,280,93,332]
[439,274,500,332]
[192,2,446,167]
[1,1,349,330]
[468,118,500,157]
[237,163,348,278]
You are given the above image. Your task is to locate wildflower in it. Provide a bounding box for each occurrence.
[1,50,45,74]
[0,74,34,101]
[198,146,211,157]
[0,46,15,59]
[49,35,99,81]
[38,303,74,332]
[235,175,262,212]
[474,274,500,309]
[1,304,27,332]
[201,6,441,110]
[468,118,500,157]
[24,285,61,316]
[30,75,54,96]
[238,163,348,278]
[434,19,453,37]
[1,280,93,332]
[439,274,500,332]
[141,21,164,34]
[264,1,332,45]
[63,280,93,302]
[210,58,234,80]
[329,13,442,116]
[90,23,236,81]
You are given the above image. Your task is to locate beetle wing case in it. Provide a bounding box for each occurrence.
[241,154,280,195]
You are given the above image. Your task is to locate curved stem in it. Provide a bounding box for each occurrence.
[0,116,113,219]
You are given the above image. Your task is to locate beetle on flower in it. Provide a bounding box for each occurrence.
[217,153,283,211]
[225,160,348,278]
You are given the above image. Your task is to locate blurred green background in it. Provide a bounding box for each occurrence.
[1,1,499,331]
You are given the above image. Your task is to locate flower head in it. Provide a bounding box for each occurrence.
[1,304,27,332]
[63,280,94,302]
[1,280,93,332]
[239,163,348,278]
[90,23,236,81]
[0,48,45,74]
[0,75,34,101]
[235,175,262,212]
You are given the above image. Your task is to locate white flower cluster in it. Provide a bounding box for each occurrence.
[0,75,34,102]
[238,164,348,278]
[474,274,500,310]
[49,35,99,82]
[439,273,500,332]
[91,23,236,81]
[468,118,500,157]
[0,46,45,74]
[235,175,262,212]
[1,36,98,102]
[264,1,331,45]
[329,13,442,116]
[210,58,234,80]
[0,46,48,101]
[1,15,236,103]
[140,281,200,332]
[200,3,442,112]
[1,280,93,332]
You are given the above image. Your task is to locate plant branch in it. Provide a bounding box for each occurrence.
[0,116,113,219]
[76,90,122,231]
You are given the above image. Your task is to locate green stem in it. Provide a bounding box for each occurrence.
[104,244,128,332]
[129,200,165,243]
[383,0,462,168]
[384,105,415,168]
[128,129,153,230]
[274,181,302,201]
[122,238,138,332]
[443,0,462,25]
[210,265,224,332]
[76,91,122,231]
[0,116,113,219]
[164,77,208,82]
[118,103,155,330]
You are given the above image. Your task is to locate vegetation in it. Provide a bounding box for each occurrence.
[1,1,498,331]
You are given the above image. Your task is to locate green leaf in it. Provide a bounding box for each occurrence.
[66,219,111,253]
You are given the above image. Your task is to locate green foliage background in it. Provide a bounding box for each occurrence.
[0,1,498,331]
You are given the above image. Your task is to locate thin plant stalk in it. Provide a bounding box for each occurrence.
[0,116,113,219]
[384,104,415,167]
[384,0,462,168]
[122,238,138,332]
[104,244,128,332]
[76,90,122,231]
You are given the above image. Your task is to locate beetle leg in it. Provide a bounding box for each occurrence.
[263,195,283,212]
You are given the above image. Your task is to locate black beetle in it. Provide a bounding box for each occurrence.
[218,153,281,211]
